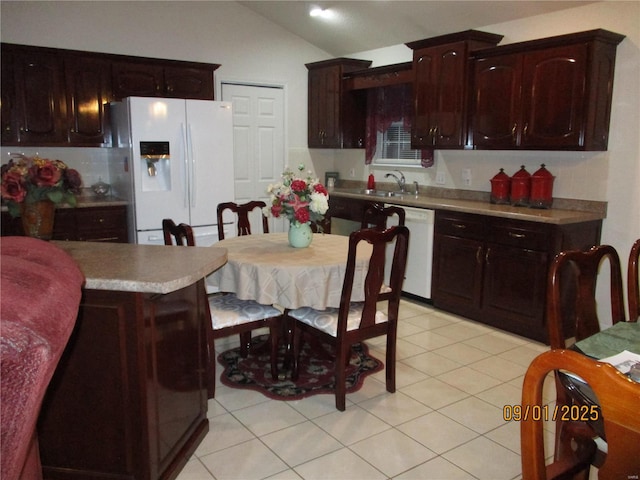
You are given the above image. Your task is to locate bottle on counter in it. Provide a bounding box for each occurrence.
[367,174,376,190]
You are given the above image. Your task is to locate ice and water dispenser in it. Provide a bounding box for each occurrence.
[140,141,171,192]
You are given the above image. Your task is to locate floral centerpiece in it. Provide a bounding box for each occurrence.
[1,154,83,217]
[1,154,82,239]
[264,164,329,247]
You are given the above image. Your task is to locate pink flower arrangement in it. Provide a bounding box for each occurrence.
[1,154,82,217]
[265,164,329,227]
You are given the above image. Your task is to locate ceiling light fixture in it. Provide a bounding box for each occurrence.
[309,7,333,19]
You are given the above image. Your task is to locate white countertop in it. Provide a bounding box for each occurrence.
[54,241,227,294]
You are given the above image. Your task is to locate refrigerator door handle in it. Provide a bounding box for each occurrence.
[188,123,196,208]
[181,123,189,209]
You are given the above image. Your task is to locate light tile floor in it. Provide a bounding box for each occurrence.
[177,299,561,480]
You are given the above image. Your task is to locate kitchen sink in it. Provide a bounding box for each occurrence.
[359,189,402,198]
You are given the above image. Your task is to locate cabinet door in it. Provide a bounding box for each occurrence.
[470,54,522,149]
[412,42,467,148]
[11,50,67,144]
[520,44,587,148]
[112,60,163,99]
[308,66,341,147]
[431,234,484,317]
[65,56,112,146]
[482,244,548,341]
[1,50,18,144]
[164,66,214,100]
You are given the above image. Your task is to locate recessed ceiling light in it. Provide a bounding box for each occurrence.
[310,7,333,19]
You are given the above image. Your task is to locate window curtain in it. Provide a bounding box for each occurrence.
[365,84,434,168]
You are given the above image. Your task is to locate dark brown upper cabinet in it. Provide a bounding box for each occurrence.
[469,29,625,151]
[65,55,112,146]
[306,58,371,148]
[111,60,216,100]
[1,43,219,147]
[406,30,503,149]
[1,46,68,145]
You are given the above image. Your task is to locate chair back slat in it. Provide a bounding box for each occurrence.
[338,226,409,334]
[162,218,195,246]
[546,244,625,349]
[361,204,406,230]
[217,201,268,240]
[629,239,640,322]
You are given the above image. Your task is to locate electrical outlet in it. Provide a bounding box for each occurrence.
[435,172,446,185]
[349,168,356,178]
[462,168,472,186]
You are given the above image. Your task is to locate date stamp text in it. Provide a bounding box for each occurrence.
[503,404,600,422]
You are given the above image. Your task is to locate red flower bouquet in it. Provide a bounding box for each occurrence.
[1,154,83,217]
[265,164,329,228]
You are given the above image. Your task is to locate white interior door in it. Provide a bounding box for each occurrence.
[221,83,285,232]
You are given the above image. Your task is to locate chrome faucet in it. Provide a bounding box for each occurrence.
[385,170,406,192]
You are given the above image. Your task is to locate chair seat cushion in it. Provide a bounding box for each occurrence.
[289,303,388,337]
[209,293,281,330]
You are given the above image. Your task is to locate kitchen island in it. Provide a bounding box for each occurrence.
[38,242,227,480]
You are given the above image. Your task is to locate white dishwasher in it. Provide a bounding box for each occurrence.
[385,204,435,301]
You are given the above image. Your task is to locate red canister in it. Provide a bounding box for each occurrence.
[510,165,531,207]
[530,164,554,209]
[490,168,511,204]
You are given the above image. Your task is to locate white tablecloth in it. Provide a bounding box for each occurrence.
[208,233,372,310]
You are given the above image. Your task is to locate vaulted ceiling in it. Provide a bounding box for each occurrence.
[239,1,599,56]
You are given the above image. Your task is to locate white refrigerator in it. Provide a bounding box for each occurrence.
[109,97,235,246]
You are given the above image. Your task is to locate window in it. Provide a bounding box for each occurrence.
[374,121,421,166]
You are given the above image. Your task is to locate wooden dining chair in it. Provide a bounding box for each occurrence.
[361,204,406,230]
[287,225,410,411]
[545,244,626,475]
[216,200,269,240]
[520,349,640,480]
[162,219,283,397]
[628,239,640,322]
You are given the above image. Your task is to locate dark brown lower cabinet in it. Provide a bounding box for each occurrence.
[432,210,601,342]
[1,204,128,242]
[38,281,210,480]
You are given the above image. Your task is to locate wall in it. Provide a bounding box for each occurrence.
[333,1,640,269]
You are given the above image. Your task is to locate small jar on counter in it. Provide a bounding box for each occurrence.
[510,165,531,207]
[530,164,555,209]
[490,168,511,205]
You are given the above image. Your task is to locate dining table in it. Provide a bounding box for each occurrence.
[207,232,373,310]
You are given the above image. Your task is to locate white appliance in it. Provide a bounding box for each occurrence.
[109,97,235,246]
[385,204,434,300]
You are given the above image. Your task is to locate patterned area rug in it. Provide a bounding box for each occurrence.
[218,335,383,400]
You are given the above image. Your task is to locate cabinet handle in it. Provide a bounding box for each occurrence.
[476,246,483,264]
[452,223,466,229]
[508,232,525,238]
[523,123,529,136]
[485,247,491,265]
[511,123,517,140]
